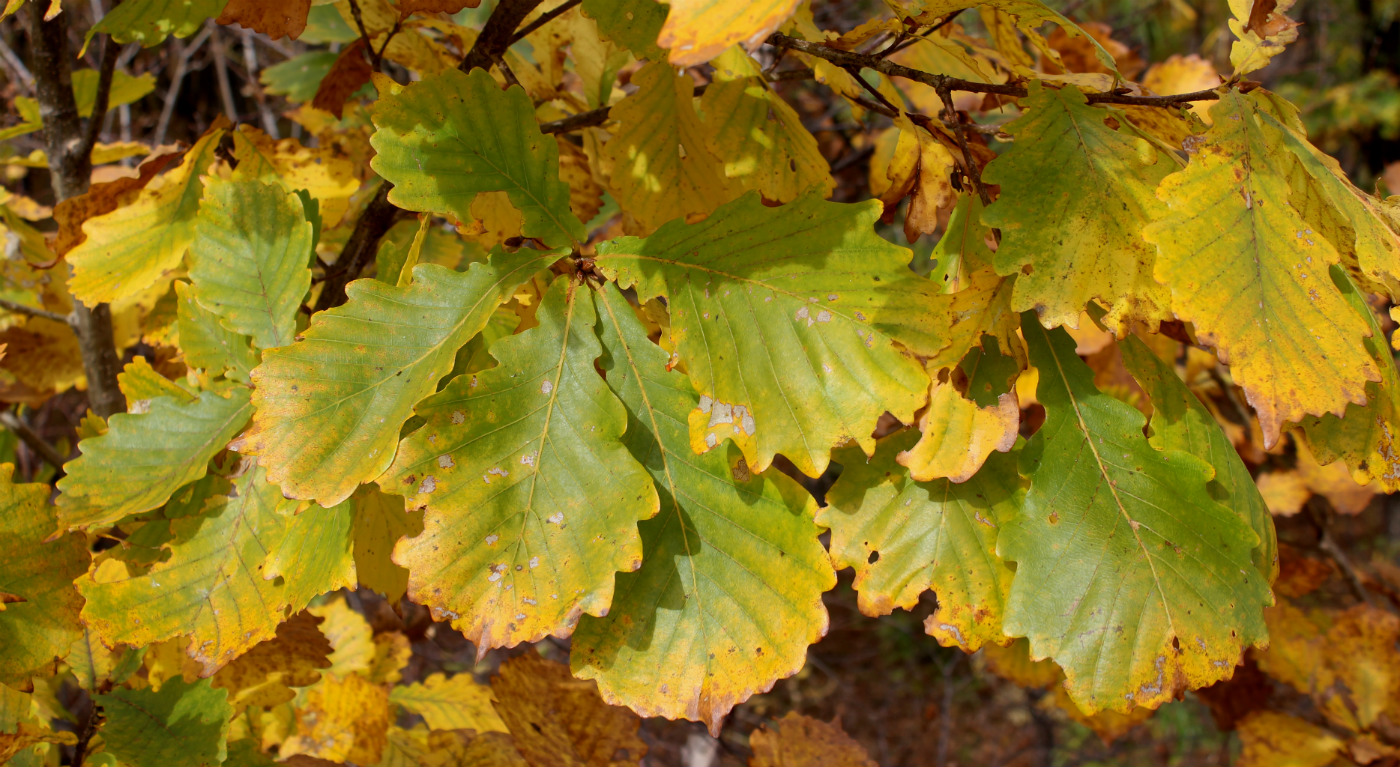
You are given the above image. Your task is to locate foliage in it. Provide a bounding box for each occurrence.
[2,0,1399,764]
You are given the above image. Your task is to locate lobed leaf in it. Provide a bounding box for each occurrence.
[595,192,935,476]
[78,465,354,674]
[381,277,658,651]
[56,385,253,530]
[1143,90,1378,447]
[66,123,223,305]
[983,83,1174,332]
[571,284,834,734]
[190,179,313,351]
[0,466,87,685]
[370,68,584,249]
[1000,320,1271,714]
[822,431,1018,652]
[247,248,561,505]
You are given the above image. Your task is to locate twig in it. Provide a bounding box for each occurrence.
[767,32,1223,108]
[934,83,991,205]
[346,0,384,71]
[508,0,581,44]
[0,298,72,326]
[1306,500,1375,606]
[314,185,406,311]
[77,37,119,159]
[375,18,403,64]
[240,30,280,138]
[0,409,66,471]
[459,0,545,72]
[0,34,34,93]
[842,65,903,116]
[210,29,239,121]
[154,26,213,145]
[879,10,966,59]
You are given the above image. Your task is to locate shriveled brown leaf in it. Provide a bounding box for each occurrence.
[748,713,876,767]
[491,654,646,767]
[312,39,374,119]
[396,0,478,17]
[216,0,310,40]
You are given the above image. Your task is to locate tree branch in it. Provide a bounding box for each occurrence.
[318,0,551,312]
[766,32,1224,108]
[77,36,120,160]
[25,3,127,419]
[0,298,72,326]
[0,409,67,472]
[508,0,581,45]
[346,0,384,71]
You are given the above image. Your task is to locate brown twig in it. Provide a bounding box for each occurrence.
[508,0,581,45]
[1306,499,1375,606]
[935,83,991,205]
[879,10,966,59]
[767,32,1223,108]
[77,36,119,159]
[346,0,384,71]
[0,409,67,472]
[459,0,546,72]
[0,298,72,326]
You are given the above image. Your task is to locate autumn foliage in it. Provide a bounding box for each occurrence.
[1,0,1399,764]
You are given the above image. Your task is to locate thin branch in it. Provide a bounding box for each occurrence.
[1306,500,1375,606]
[77,37,120,159]
[879,9,966,59]
[0,34,35,93]
[0,410,66,472]
[934,83,991,205]
[346,0,384,71]
[509,0,581,44]
[154,26,213,145]
[314,184,405,311]
[459,0,546,72]
[240,29,281,138]
[0,298,72,326]
[767,32,1223,108]
[842,65,902,116]
[210,29,239,121]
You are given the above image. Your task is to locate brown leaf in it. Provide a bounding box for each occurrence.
[212,611,332,710]
[395,0,479,18]
[216,0,310,40]
[748,713,877,767]
[312,40,374,119]
[490,654,646,767]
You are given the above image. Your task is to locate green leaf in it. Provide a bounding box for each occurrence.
[1143,90,1378,446]
[370,68,584,249]
[595,191,935,476]
[260,51,343,103]
[581,0,667,59]
[247,248,562,506]
[1299,267,1400,493]
[96,677,232,767]
[571,284,834,734]
[380,277,657,651]
[982,83,1173,332]
[0,465,87,685]
[1000,319,1271,714]
[176,281,260,382]
[67,126,223,305]
[72,68,156,116]
[1118,335,1278,582]
[821,430,1019,652]
[56,386,253,530]
[87,0,227,48]
[190,179,313,350]
[79,464,354,674]
[350,485,422,602]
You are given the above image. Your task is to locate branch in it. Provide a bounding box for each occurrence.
[25,3,127,419]
[0,298,72,326]
[317,0,550,312]
[766,32,1223,108]
[508,0,581,45]
[0,409,66,472]
[314,185,405,312]
[77,36,120,160]
[346,0,384,71]
[459,0,546,72]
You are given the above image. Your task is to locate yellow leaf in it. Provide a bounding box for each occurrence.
[67,124,225,305]
[212,612,332,711]
[897,378,1017,483]
[1295,439,1377,516]
[1228,0,1300,76]
[230,125,360,228]
[281,673,391,764]
[1236,711,1342,767]
[351,485,422,603]
[307,596,376,678]
[1144,91,1378,447]
[698,48,835,203]
[388,672,508,733]
[660,0,801,66]
[1141,54,1220,122]
[0,319,85,394]
[602,62,741,233]
[1256,469,1308,516]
